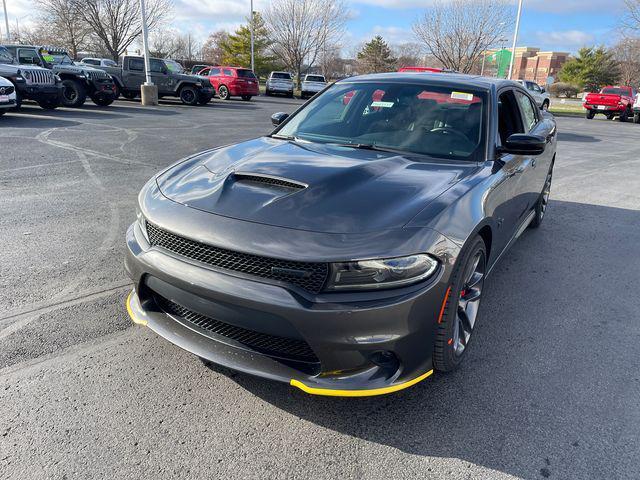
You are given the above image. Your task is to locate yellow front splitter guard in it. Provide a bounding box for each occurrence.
[290,369,434,397]
[126,292,148,326]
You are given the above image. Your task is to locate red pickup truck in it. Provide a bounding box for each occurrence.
[583,86,637,122]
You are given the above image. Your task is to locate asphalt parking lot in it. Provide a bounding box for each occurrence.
[1,97,639,480]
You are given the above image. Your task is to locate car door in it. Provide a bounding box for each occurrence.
[124,57,145,91]
[514,89,554,213]
[149,59,172,94]
[209,67,222,92]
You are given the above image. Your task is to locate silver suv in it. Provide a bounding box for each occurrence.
[266,71,294,98]
[517,80,550,110]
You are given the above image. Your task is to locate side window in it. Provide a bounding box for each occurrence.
[199,67,210,76]
[18,49,40,65]
[210,68,221,76]
[515,91,538,132]
[150,59,165,73]
[532,83,541,93]
[129,58,144,71]
[223,69,233,76]
[497,90,525,145]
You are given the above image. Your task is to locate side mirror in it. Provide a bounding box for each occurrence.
[271,112,289,126]
[540,87,546,93]
[502,133,546,156]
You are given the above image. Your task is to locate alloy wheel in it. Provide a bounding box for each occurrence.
[453,251,486,357]
[540,169,553,219]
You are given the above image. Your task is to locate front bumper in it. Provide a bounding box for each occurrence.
[17,83,62,102]
[124,200,458,395]
[90,81,118,99]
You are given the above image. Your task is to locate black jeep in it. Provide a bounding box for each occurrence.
[4,45,117,108]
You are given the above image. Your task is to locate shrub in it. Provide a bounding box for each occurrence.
[548,82,580,98]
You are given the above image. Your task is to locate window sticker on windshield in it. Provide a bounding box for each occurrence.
[371,101,394,108]
[42,55,55,62]
[451,92,474,101]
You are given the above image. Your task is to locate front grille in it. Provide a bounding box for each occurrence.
[0,85,14,95]
[146,222,329,294]
[25,69,55,85]
[88,70,111,81]
[156,294,319,363]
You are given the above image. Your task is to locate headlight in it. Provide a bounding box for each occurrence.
[23,70,31,81]
[326,254,439,291]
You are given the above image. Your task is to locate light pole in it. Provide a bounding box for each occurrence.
[139,0,158,105]
[508,0,523,80]
[250,0,255,72]
[2,0,10,42]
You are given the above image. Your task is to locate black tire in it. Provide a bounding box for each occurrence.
[122,90,138,100]
[12,90,22,110]
[0,109,6,116]
[91,95,115,107]
[241,95,252,101]
[289,92,295,99]
[433,236,487,372]
[218,85,230,100]
[606,113,615,120]
[265,89,271,96]
[60,79,87,108]
[585,110,595,119]
[529,161,554,229]
[619,108,629,122]
[634,112,640,124]
[197,94,212,105]
[37,99,58,110]
[179,85,199,106]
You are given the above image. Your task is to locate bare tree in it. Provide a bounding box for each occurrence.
[74,0,173,61]
[613,37,640,86]
[201,31,229,65]
[264,0,348,86]
[624,0,640,31]
[413,0,513,74]
[393,42,424,69]
[35,0,91,58]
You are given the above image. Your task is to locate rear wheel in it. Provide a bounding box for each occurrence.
[218,85,229,100]
[619,108,630,122]
[634,112,640,124]
[529,161,554,229]
[241,95,252,101]
[179,85,198,106]
[585,110,595,119]
[60,79,87,108]
[433,236,487,372]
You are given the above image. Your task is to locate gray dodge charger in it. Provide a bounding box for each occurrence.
[125,73,557,397]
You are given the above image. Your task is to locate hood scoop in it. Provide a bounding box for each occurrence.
[232,172,307,190]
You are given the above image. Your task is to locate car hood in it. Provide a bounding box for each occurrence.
[156,137,473,234]
[0,62,48,74]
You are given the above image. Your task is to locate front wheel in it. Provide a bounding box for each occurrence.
[218,85,229,100]
[37,99,58,110]
[179,85,198,106]
[60,79,87,108]
[433,236,487,372]
[91,95,115,107]
[529,162,554,229]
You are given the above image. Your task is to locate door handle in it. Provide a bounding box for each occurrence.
[531,158,537,168]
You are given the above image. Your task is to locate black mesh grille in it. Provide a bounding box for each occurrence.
[156,295,319,363]
[233,173,306,190]
[146,222,328,294]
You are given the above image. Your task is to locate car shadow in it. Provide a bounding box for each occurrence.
[15,103,132,120]
[202,199,640,480]
[0,111,81,128]
[557,132,601,143]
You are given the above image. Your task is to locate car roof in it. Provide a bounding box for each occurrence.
[339,72,520,91]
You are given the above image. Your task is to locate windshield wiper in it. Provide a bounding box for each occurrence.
[332,142,409,155]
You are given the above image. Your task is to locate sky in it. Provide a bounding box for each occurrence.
[3,0,629,54]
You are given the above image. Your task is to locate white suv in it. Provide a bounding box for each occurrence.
[0,75,17,116]
[265,72,294,98]
[517,80,550,111]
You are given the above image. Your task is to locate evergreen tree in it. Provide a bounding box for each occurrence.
[559,47,621,92]
[220,12,277,78]
[357,36,397,74]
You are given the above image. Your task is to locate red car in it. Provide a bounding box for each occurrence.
[584,86,637,122]
[398,66,447,73]
[198,66,259,101]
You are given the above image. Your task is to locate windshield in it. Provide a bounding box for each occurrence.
[237,69,256,78]
[40,50,74,65]
[276,82,486,161]
[164,59,184,73]
[0,46,14,64]
[271,72,291,80]
[601,87,629,95]
[306,75,325,82]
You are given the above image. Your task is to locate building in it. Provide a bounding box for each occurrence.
[481,47,570,85]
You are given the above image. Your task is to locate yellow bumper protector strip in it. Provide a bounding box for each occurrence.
[126,292,148,326]
[290,369,434,397]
